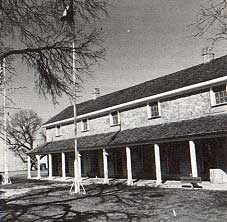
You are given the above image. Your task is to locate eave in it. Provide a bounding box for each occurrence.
[42,75,227,128]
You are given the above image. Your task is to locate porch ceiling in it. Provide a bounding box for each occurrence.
[29,113,227,155]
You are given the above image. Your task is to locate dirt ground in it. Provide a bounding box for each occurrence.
[1,177,227,221]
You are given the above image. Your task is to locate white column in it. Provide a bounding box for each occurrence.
[27,155,31,179]
[62,152,66,179]
[36,155,41,179]
[48,153,53,178]
[126,146,133,185]
[103,149,109,184]
[154,144,162,185]
[189,140,198,177]
[78,152,82,181]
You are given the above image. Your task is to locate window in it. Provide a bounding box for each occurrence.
[81,119,89,132]
[147,101,160,119]
[212,84,227,105]
[55,125,62,137]
[110,111,120,126]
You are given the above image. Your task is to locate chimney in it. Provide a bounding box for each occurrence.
[202,47,214,64]
[92,88,100,100]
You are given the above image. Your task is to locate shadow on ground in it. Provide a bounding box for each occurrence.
[1,178,227,221]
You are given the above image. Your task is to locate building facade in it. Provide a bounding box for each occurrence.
[29,53,227,185]
[0,139,26,173]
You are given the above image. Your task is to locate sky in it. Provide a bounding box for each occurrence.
[6,0,227,122]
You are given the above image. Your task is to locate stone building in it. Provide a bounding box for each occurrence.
[0,139,26,173]
[29,52,227,185]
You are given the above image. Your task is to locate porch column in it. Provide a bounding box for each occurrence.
[78,152,82,181]
[36,155,41,179]
[154,144,162,185]
[62,152,66,179]
[48,153,53,178]
[126,146,133,185]
[27,155,31,179]
[189,140,198,177]
[103,149,109,184]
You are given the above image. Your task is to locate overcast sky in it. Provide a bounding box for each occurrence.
[8,0,227,122]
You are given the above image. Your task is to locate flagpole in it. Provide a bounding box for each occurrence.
[72,39,80,194]
[71,0,80,194]
[2,58,11,185]
[62,0,84,194]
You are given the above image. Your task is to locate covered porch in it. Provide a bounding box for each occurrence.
[28,113,227,185]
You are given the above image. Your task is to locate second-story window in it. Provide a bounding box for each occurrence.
[147,101,160,119]
[213,84,227,105]
[110,111,120,126]
[55,125,62,137]
[81,119,89,132]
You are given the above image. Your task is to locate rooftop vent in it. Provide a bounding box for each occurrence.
[202,47,214,64]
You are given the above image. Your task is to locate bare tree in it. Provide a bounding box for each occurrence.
[0,0,108,102]
[191,0,227,46]
[0,109,42,168]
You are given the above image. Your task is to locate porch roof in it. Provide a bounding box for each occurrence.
[29,131,118,155]
[109,113,227,147]
[30,113,227,155]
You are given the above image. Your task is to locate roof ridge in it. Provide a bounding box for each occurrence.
[77,54,226,105]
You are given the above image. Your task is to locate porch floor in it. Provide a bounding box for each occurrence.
[30,176,227,191]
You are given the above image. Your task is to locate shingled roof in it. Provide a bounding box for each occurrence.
[45,55,227,125]
[29,131,118,155]
[109,113,227,147]
[31,113,227,155]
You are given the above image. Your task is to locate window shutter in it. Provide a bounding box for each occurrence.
[158,101,161,116]
[87,119,90,131]
[210,87,215,106]
[117,111,121,124]
[109,113,113,126]
[80,120,84,131]
[147,104,151,119]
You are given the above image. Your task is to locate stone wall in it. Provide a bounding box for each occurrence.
[209,137,227,183]
[46,88,227,142]
[65,152,74,177]
[80,150,103,178]
[46,124,74,142]
[121,89,227,130]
